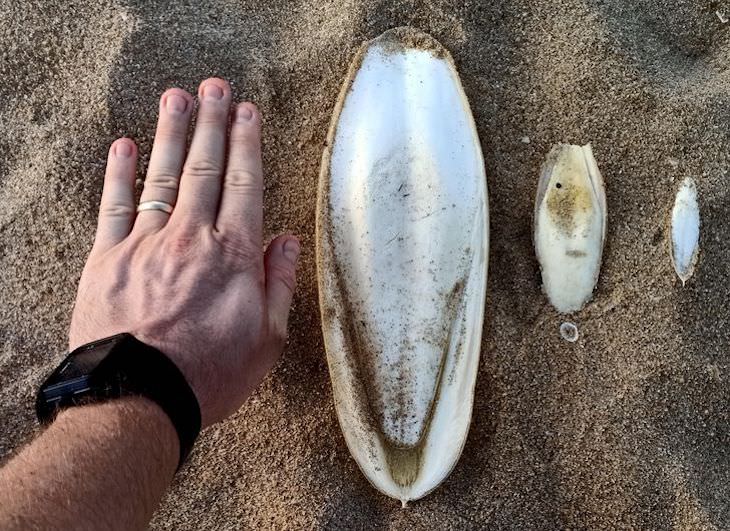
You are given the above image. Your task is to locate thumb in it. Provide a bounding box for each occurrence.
[264,234,300,339]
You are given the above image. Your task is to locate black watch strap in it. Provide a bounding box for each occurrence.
[36,334,201,470]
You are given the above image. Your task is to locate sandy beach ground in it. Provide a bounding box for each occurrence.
[1,0,729,528]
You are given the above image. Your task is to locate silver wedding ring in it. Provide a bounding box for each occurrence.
[137,200,174,215]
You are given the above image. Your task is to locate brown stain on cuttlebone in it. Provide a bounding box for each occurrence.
[333,273,441,489]
[329,241,470,489]
[545,157,595,236]
[382,277,467,488]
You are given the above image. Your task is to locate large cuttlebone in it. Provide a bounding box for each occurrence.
[316,28,489,504]
[534,144,607,314]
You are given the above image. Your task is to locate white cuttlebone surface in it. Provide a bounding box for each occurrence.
[317,28,488,503]
[534,144,606,314]
[671,177,700,284]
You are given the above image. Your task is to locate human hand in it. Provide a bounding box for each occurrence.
[69,78,299,427]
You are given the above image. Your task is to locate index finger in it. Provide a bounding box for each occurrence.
[216,102,263,246]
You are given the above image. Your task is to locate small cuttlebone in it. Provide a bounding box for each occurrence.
[316,27,488,504]
[670,177,700,285]
[534,144,607,313]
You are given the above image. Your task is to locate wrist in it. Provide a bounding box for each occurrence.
[55,396,179,477]
[38,333,201,469]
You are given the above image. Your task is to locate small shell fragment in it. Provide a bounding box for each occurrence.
[560,322,579,342]
[670,177,700,285]
[534,144,607,313]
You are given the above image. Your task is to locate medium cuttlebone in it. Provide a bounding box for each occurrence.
[670,177,700,284]
[316,27,488,504]
[534,144,607,313]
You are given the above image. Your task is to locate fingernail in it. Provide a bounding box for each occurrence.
[166,93,188,114]
[202,83,224,100]
[283,238,300,265]
[115,140,133,158]
[236,104,253,121]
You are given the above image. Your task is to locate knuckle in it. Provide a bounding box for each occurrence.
[100,201,135,219]
[230,125,260,143]
[269,261,296,294]
[144,171,180,193]
[214,231,262,271]
[155,126,188,143]
[224,169,262,194]
[184,158,222,179]
[164,228,200,258]
[196,107,228,124]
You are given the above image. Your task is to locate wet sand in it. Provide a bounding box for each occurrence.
[1,0,729,528]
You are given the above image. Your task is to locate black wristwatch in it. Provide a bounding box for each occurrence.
[36,333,201,470]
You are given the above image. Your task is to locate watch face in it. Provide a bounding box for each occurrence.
[40,337,119,403]
[59,341,115,378]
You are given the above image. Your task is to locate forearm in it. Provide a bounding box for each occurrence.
[0,397,179,531]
